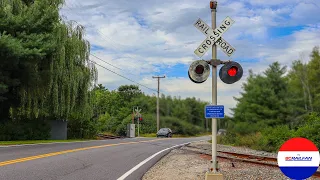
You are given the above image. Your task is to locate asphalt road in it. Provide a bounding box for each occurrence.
[0,136,210,180]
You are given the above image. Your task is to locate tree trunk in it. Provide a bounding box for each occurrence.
[300,78,308,111]
[303,65,313,111]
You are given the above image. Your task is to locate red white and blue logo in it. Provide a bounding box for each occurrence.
[277,137,320,180]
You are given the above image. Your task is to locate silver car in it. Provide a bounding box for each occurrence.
[217,129,227,136]
[156,128,173,138]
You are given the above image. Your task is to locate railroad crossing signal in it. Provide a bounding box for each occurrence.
[191,1,244,177]
[188,60,210,83]
[219,61,243,84]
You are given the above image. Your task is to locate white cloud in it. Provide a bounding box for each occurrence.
[289,2,320,25]
[261,24,320,66]
[246,0,300,6]
[60,0,320,116]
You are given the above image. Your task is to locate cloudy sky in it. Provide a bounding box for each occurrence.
[60,0,320,116]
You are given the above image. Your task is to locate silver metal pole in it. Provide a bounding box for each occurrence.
[211,1,218,173]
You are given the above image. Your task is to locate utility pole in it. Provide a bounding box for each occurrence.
[152,75,165,132]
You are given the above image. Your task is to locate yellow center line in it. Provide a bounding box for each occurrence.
[0,139,165,167]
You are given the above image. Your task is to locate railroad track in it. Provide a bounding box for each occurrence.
[215,150,320,178]
[185,145,320,178]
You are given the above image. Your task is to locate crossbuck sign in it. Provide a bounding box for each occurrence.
[134,107,142,116]
[194,16,236,57]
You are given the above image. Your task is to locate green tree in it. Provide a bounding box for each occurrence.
[118,85,142,103]
[0,0,97,140]
[307,46,320,112]
[232,62,291,133]
[0,0,62,121]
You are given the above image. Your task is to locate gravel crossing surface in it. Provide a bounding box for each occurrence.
[142,141,320,180]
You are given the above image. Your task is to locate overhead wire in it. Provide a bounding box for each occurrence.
[62,1,227,124]
[63,2,171,78]
[89,60,158,93]
[62,3,143,74]
[62,2,166,94]
[61,9,134,72]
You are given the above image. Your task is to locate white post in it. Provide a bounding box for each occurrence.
[211,0,218,173]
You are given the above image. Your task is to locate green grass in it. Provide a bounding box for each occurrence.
[140,133,157,137]
[0,139,93,145]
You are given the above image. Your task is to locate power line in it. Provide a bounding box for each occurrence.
[89,60,158,93]
[62,3,166,94]
[61,9,144,77]
[90,54,124,72]
[64,2,136,49]
[63,2,172,78]
[62,4,142,70]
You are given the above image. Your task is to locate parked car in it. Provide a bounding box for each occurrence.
[217,129,227,136]
[156,128,173,138]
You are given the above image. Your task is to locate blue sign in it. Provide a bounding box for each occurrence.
[205,105,224,118]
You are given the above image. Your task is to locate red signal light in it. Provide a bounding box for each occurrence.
[227,66,238,76]
[219,61,243,84]
[195,65,204,74]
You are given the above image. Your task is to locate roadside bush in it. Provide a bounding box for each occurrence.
[218,131,263,149]
[218,124,295,152]
[232,121,267,135]
[259,125,295,152]
[96,113,121,133]
[161,116,204,136]
[68,119,98,139]
[295,112,320,149]
[0,119,50,141]
[234,132,263,149]
[138,113,157,134]
[115,115,132,136]
[218,131,237,145]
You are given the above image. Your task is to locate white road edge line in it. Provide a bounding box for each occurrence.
[117,140,206,180]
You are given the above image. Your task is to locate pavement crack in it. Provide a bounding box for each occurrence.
[56,156,93,178]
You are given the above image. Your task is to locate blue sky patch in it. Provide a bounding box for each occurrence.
[158,63,189,78]
[268,25,305,38]
[132,12,148,28]
[91,45,105,51]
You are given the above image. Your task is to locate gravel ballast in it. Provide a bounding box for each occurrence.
[142,141,319,180]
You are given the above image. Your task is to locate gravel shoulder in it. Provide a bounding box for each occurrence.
[142,141,319,180]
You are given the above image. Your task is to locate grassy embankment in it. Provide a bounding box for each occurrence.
[0,139,93,145]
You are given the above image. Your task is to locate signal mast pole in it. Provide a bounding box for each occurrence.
[189,1,242,179]
[210,0,218,174]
